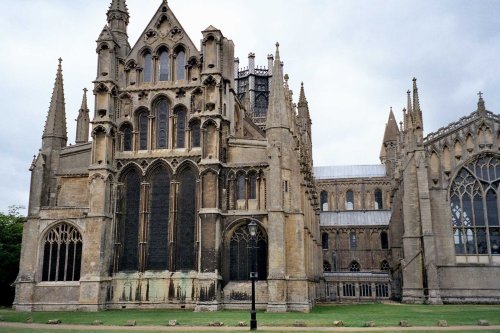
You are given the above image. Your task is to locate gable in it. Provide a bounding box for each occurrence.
[126,2,200,64]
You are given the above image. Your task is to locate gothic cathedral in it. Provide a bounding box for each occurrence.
[15,0,500,311]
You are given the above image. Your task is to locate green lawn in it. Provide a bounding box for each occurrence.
[0,303,499,328]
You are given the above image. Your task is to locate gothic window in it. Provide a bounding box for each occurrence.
[175,107,186,148]
[147,166,170,270]
[175,49,186,80]
[380,260,390,271]
[237,173,245,200]
[175,165,197,270]
[349,232,357,250]
[374,189,383,209]
[450,154,500,255]
[138,111,148,150]
[346,190,354,210]
[229,223,268,280]
[143,52,152,83]
[254,93,268,118]
[248,172,257,199]
[322,232,329,250]
[121,123,133,151]
[320,190,328,211]
[349,260,360,272]
[159,48,169,81]
[120,169,141,271]
[323,261,331,272]
[380,231,389,249]
[156,99,169,149]
[191,120,201,148]
[42,223,82,282]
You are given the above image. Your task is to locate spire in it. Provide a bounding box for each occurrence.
[42,58,67,149]
[412,77,423,129]
[477,91,486,116]
[108,0,128,13]
[266,42,290,131]
[383,107,400,143]
[404,90,412,131]
[298,82,308,107]
[75,88,90,144]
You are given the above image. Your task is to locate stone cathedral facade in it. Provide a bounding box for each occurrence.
[15,0,500,312]
[14,0,321,311]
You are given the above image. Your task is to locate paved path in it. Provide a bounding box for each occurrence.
[2,322,500,332]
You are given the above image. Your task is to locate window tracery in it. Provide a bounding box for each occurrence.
[229,223,267,280]
[156,99,169,149]
[349,260,360,272]
[42,223,82,282]
[450,154,500,255]
[159,49,169,81]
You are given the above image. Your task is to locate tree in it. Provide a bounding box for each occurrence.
[0,206,24,307]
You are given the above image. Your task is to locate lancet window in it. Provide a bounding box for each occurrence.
[143,52,153,83]
[380,231,389,249]
[320,190,328,211]
[138,111,149,150]
[175,107,186,148]
[175,49,186,80]
[42,223,82,282]
[120,123,133,151]
[374,189,383,209]
[159,48,169,81]
[191,120,201,148]
[156,99,169,149]
[322,232,329,250]
[450,154,500,255]
[229,223,267,281]
[346,190,354,210]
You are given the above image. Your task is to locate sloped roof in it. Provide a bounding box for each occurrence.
[320,210,391,226]
[313,165,386,180]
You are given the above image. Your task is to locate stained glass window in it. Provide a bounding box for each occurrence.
[176,49,185,80]
[159,49,169,81]
[450,154,500,255]
[176,108,186,148]
[156,99,169,149]
[143,52,152,83]
[191,120,201,148]
[175,166,197,270]
[138,112,148,150]
[374,189,383,209]
[120,169,140,271]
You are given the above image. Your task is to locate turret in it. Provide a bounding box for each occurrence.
[266,43,290,132]
[106,0,130,56]
[477,91,487,117]
[75,88,90,144]
[380,107,399,176]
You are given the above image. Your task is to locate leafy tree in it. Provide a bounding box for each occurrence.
[0,205,24,307]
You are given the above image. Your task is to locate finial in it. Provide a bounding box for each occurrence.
[478,91,483,99]
[412,77,417,82]
[477,91,486,115]
[58,57,63,65]
[284,74,289,82]
[301,82,304,87]
[276,42,280,48]
[83,88,88,94]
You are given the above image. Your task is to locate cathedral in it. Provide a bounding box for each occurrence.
[14,0,500,311]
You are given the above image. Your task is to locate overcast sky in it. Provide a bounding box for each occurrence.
[1,0,500,214]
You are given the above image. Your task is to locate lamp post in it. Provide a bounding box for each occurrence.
[248,221,258,331]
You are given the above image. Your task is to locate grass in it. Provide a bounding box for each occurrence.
[0,303,499,328]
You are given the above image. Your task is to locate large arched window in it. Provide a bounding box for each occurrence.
[120,123,133,151]
[155,99,169,149]
[450,154,500,255]
[175,49,186,80]
[346,190,354,210]
[322,232,329,250]
[42,223,82,281]
[175,106,186,148]
[138,111,149,150]
[120,169,141,271]
[191,120,201,148]
[159,48,169,81]
[374,189,383,209]
[143,52,153,83]
[320,191,328,211]
[229,223,267,280]
[147,166,171,270]
[175,165,197,270]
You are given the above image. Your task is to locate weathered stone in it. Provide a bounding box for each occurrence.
[399,320,410,327]
[208,321,224,326]
[294,320,306,327]
[437,320,448,327]
[125,320,137,326]
[168,320,178,326]
[364,321,376,327]
[47,319,61,324]
[92,320,103,325]
[26,317,33,324]
[478,320,490,326]
[238,321,247,327]
[332,320,344,327]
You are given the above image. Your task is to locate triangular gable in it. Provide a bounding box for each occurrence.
[126,1,200,61]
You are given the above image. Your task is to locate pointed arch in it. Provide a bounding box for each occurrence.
[174,163,198,270]
[189,118,201,148]
[158,45,170,81]
[320,190,328,211]
[146,163,171,270]
[173,105,187,148]
[141,48,153,83]
[174,45,186,81]
[345,190,354,210]
[119,122,133,151]
[374,188,383,210]
[153,97,170,149]
[41,222,83,282]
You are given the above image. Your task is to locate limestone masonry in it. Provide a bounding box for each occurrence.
[14,0,500,311]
